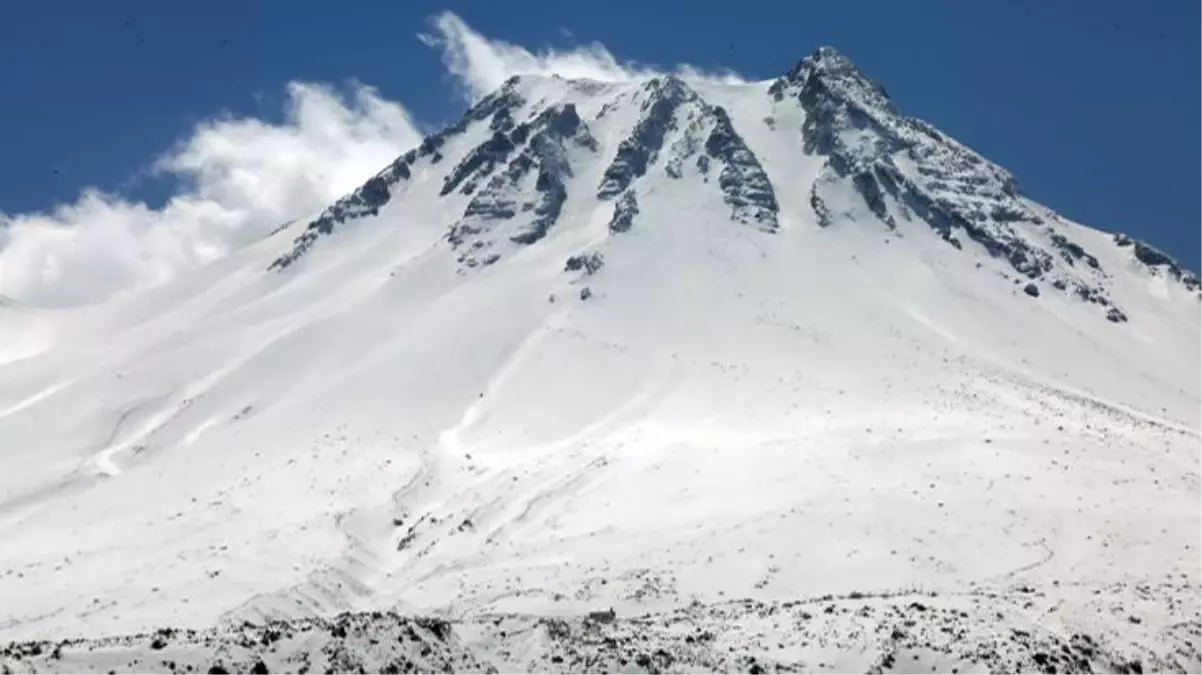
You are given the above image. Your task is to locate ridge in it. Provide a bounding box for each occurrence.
[768,46,1154,319]
[262,47,1196,322]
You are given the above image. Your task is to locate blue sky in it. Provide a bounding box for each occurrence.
[1,0,1198,278]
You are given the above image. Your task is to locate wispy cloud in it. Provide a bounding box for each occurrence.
[419,11,746,103]
[0,82,420,307]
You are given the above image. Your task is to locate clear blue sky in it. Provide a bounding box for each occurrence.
[1,1,1198,269]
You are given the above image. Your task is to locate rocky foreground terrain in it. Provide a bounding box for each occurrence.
[4,580,1198,674]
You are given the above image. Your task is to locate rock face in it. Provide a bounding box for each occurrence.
[771,46,1138,320]
[267,80,528,271]
[597,77,697,200]
[1114,233,1201,291]
[596,76,779,234]
[440,132,517,198]
[268,156,412,271]
[704,106,779,232]
[447,103,598,268]
[608,190,639,234]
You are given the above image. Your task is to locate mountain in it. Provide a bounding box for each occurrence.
[1,48,1198,673]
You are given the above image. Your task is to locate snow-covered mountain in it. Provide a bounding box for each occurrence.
[1,47,1199,672]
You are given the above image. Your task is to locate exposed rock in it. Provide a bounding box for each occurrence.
[444,76,525,138]
[609,191,639,234]
[490,106,515,133]
[595,80,776,231]
[810,183,833,229]
[1049,232,1101,269]
[440,132,517,197]
[267,80,530,271]
[268,155,412,270]
[508,141,567,245]
[1115,233,1200,291]
[448,104,596,266]
[587,608,616,623]
[853,167,897,229]
[664,113,709,180]
[1072,282,1112,306]
[508,107,587,245]
[1023,283,1040,298]
[704,106,780,232]
[771,46,1135,321]
[565,252,605,275]
[598,77,696,199]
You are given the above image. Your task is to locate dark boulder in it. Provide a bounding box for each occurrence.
[565,252,605,275]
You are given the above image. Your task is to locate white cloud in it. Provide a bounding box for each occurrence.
[420,11,746,102]
[0,82,421,307]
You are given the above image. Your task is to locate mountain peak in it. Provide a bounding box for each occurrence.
[799,45,857,71]
[780,45,894,113]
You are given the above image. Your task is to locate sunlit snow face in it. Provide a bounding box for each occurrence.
[0,14,1197,665]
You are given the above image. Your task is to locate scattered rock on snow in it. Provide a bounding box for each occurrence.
[565,252,605,275]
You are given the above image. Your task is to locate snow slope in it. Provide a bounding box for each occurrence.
[0,48,1198,668]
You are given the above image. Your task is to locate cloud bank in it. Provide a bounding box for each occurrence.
[0,83,420,307]
[0,12,744,307]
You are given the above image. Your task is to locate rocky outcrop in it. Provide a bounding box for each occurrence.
[782,48,1024,239]
[597,77,696,199]
[447,104,597,268]
[776,46,1132,321]
[268,154,412,270]
[1049,232,1100,269]
[268,80,528,271]
[445,76,526,138]
[440,132,517,197]
[565,252,605,275]
[704,107,779,232]
[1115,233,1200,291]
[608,191,640,234]
[596,78,777,232]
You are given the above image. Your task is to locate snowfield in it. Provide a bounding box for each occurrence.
[1,48,1199,673]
